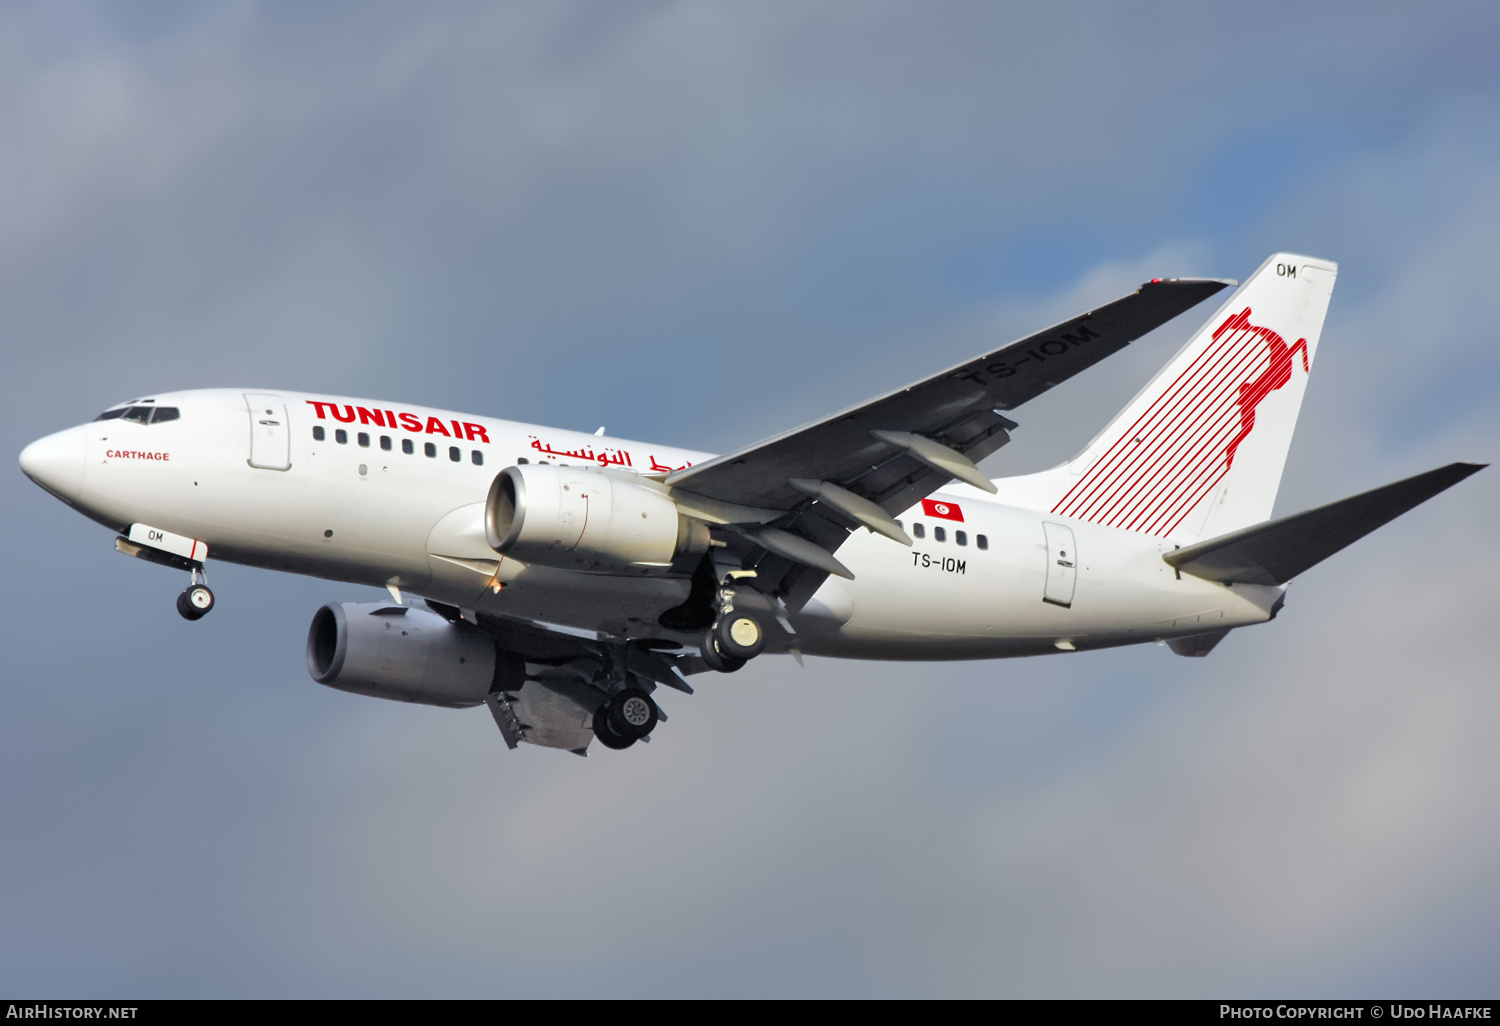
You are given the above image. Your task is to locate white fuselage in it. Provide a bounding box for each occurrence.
[26,389,1283,659]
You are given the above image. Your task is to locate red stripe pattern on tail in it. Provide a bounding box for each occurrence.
[1049,306,1309,537]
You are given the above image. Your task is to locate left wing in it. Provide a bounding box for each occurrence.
[667,277,1231,514]
[662,277,1231,608]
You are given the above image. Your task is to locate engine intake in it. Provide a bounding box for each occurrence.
[307,602,498,708]
[486,463,709,572]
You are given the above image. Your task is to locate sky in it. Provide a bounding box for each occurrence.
[2,0,1498,998]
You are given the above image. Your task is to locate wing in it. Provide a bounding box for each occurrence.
[667,278,1231,515]
[662,278,1233,608]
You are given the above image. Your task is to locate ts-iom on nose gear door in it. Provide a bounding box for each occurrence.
[1042,522,1077,608]
[245,393,290,470]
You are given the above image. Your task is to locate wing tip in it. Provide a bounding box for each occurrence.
[1140,276,1238,291]
[1429,461,1487,486]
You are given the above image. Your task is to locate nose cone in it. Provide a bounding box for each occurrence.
[19,425,87,502]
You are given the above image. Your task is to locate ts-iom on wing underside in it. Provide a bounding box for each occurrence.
[664,277,1233,610]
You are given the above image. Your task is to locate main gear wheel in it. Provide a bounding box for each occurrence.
[592,706,636,750]
[714,610,765,660]
[593,687,660,749]
[700,630,746,673]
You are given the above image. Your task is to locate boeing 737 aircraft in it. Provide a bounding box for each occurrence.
[18,253,1482,754]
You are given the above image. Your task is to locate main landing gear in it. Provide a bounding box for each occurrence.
[701,586,769,674]
[592,686,660,750]
[176,568,215,622]
[657,555,779,674]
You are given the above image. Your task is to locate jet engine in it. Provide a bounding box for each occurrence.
[306,601,498,708]
[485,463,710,572]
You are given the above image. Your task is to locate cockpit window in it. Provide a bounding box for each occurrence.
[95,405,180,424]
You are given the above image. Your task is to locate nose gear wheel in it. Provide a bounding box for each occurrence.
[177,582,214,621]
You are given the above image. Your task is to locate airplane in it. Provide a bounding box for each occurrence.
[18,252,1483,755]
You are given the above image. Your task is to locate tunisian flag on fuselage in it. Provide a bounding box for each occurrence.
[920,498,964,522]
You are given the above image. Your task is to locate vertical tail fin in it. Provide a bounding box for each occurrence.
[999,253,1337,542]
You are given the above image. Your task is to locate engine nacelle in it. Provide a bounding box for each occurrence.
[485,463,710,572]
[306,602,497,708]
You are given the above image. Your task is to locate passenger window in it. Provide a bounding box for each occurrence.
[471,450,483,466]
[977,535,988,550]
[94,408,127,421]
[357,432,370,448]
[402,438,414,455]
[150,407,180,423]
[313,426,325,441]
[424,442,436,458]
[913,523,925,539]
[449,446,461,462]
[934,526,946,542]
[956,531,967,546]
[335,429,348,444]
[517,457,529,464]
[380,435,392,451]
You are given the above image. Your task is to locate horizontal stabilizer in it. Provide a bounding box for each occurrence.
[1163,462,1485,585]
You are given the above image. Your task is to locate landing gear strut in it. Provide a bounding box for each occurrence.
[176,568,214,621]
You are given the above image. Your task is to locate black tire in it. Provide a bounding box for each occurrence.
[700,630,746,673]
[714,611,765,660]
[185,584,214,616]
[592,705,636,749]
[176,591,205,622]
[606,688,659,739]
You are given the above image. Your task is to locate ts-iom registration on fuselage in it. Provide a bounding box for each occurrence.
[19,253,1482,756]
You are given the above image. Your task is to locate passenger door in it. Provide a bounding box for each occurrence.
[1042,522,1077,608]
[245,393,290,470]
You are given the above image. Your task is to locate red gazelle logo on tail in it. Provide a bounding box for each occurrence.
[1050,306,1310,537]
[1217,308,1309,468]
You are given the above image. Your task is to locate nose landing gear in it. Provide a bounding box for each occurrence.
[176,569,215,621]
